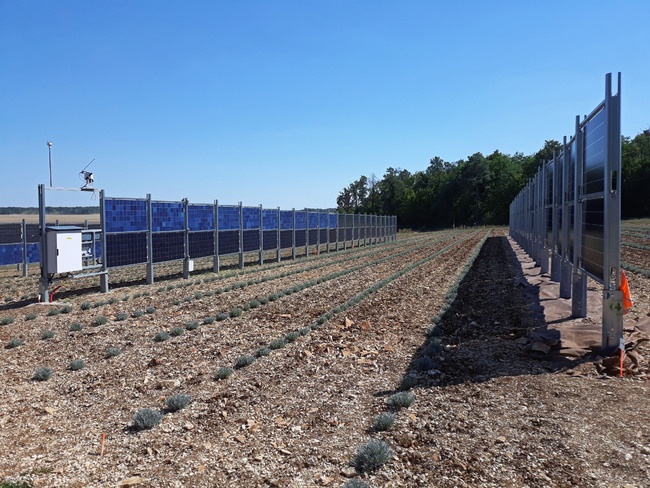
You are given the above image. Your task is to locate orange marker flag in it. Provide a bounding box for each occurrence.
[618,270,633,314]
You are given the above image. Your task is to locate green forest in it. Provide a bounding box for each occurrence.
[336,130,650,228]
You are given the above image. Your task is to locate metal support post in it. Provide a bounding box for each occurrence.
[99,190,109,293]
[182,198,191,279]
[601,72,623,350]
[238,202,244,270]
[214,200,220,273]
[21,219,28,277]
[560,136,572,299]
[38,184,49,302]
[146,194,154,284]
[317,210,320,255]
[259,204,264,265]
[276,207,281,262]
[292,208,296,260]
[572,116,586,317]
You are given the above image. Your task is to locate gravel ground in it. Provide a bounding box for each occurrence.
[1,228,648,488]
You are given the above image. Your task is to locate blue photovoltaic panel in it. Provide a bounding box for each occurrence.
[27,243,40,263]
[329,229,336,243]
[309,229,318,244]
[152,202,184,232]
[218,230,239,255]
[345,214,354,227]
[243,230,260,252]
[280,211,293,230]
[329,214,337,228]
[105,198,147,233]
[295,231,306,247]
[189,231,214,258]
[346,228,353,241]
[242,207,260,230]
[263,230,277,251]
[354,228,359,240]
[262,209,278,230]
[106,233,147,267]
[582,198,605,280]
[152,231,184,263]
[188,205,214,231]
[338,228,345,241]
[0,244,22,266]
[319,213,328,228]
[319,229,327,243]
[0,223,21,244]
[280,230,293,249]
[545,162,554,247]
[295,212,306,230]
[583,109,606,196]
[308,212,318,229]
[219,206,239,230]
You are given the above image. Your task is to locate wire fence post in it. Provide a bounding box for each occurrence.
[99,190,109,293]
[258,204,263,265]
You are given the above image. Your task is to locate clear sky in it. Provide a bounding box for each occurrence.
[1,0,649,210]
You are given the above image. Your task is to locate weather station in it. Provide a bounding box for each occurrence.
[38,144,109,303]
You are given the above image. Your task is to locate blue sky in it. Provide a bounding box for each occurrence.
[1,1,649,209]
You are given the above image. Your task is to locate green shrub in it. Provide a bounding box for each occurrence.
[172,299,181,306]
[399,376,418,391]
[194,292,203,300]
[132,309,144,318]
[268,293,280,302]
[154,331,170,342]
[249,300,260,309]
[299,326,311,336]
[142,291,151,297]
[372,412,396,431]
[269,338,287,350]
[1,316,15,326]
[80,302,91,310]
[7,338,23,349]
[186,320,200,331]
[229,307,242,318]
[242,304,250,311]
[166,394,191,412]
[106,347,121,357]
[157,287,165,293]
[68,359,85,371]
[47,308,61,317]
[0,476,34,488]
[285,331,300,343]
[316,316,327,325]
[255,346,271,357]
[122,295,130,301]
[115,312,128,321]
[203,316,215,325]
[145,306,156,314]
[132,408,162,431]
[170,326,185,337]
[235,355,255,368]
[387,391,415,408]
[204,290,214,297]
[32,367,52,382]
[413,357,436,372]
[25,313,37,321]
[93,316,108,326]
[107,298,118,305]
[166,285,175,291]
[69,322,83,332]
[214,367,234,380]
[216,312,229,321]
[60,305,73,314]
[41,330,55,340]
[259,297,269,305]
[351,439,394,473]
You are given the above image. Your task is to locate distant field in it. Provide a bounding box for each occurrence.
[0,214,100,224]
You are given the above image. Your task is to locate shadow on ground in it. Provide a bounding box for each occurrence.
[398,235,601,392]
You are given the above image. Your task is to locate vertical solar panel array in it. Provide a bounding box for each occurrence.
[105,198,148,267]
[509,73,622,348]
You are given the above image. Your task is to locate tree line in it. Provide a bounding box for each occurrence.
[337,130,650,228]
[0,206,99,215]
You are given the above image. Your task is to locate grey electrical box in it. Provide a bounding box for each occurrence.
[46,226,83,274]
